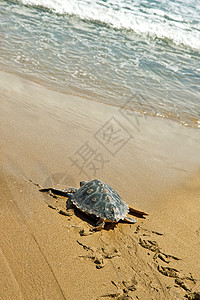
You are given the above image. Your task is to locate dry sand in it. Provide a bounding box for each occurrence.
[0,70,200,300]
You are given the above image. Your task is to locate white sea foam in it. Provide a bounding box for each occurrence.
[18,0,200,51]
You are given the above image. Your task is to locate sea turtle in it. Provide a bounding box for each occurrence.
[40,179,148,230]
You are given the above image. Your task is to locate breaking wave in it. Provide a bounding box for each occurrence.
[16,0,200,51]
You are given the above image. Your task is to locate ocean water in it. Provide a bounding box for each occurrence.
[0,0,200,128]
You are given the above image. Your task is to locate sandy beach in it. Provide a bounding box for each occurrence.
[0,70,200,300]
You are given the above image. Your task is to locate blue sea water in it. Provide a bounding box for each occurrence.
[0,0,200,127]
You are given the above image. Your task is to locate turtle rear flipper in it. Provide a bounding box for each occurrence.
[129,206,149,217]
[124,216,137,223]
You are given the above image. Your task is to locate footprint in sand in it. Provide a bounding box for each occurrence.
[185,291,200,300]
[138,237,180,264]
[138,230,199,298]
[77,240,121,269]
[98,278,137,300]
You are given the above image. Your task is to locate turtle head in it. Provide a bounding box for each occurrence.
[80,181,89,187]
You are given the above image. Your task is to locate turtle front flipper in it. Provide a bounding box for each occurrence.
[40,188,68,196]
[124,216,137,224]
[128,206,149,217]
[93,218,105,231]
[39,188,77,197]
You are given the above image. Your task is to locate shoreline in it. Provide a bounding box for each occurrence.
[1,70,200,299]
[0,64,199,130]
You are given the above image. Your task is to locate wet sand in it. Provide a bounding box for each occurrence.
[0,70,200,299]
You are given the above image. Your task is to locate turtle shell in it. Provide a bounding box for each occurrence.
[71,179,129,222]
